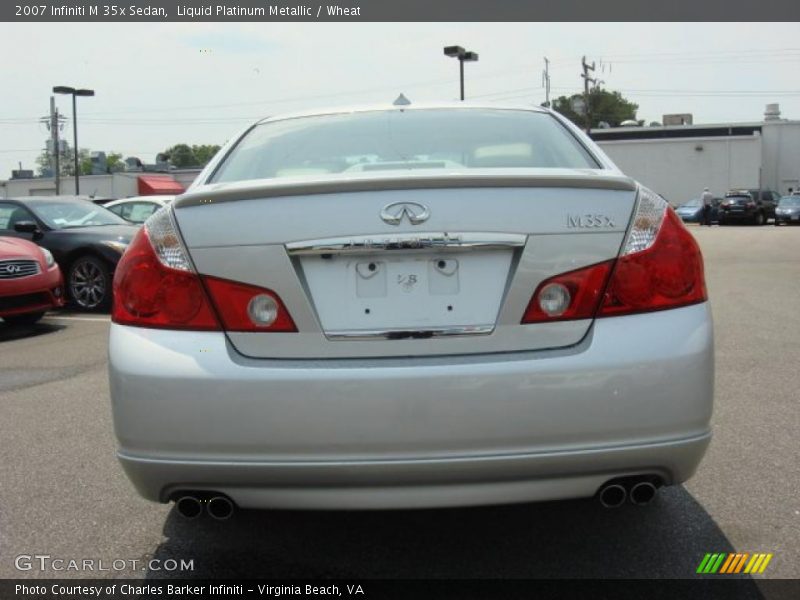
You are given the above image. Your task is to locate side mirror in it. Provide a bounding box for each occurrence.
[13,221,40,234]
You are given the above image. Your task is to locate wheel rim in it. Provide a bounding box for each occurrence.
[70,261,106,308]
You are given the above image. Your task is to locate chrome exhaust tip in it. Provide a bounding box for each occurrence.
[175,496,203,519]
[598,483,627,508]
[207,496,235,520]
[629,481,658,506]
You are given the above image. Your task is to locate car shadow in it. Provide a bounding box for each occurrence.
[144,485,761,589]
[0,321,64,343]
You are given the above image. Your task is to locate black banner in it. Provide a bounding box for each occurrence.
[3,0,800,22]
[2,579,800,600]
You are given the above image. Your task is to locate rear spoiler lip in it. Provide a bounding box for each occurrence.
[174,170,638,208]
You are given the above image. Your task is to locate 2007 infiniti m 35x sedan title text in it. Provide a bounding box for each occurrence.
[108,104,713,516]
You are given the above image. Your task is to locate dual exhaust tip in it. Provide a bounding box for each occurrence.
[598,479,658,508]
[175,495,235,520]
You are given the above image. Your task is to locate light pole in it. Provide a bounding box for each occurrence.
[53,86,95,194]
[443,46,478,101]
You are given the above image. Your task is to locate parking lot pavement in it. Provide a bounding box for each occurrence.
[0,225,798,581]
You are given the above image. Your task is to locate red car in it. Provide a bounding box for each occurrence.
[0,236,64,326]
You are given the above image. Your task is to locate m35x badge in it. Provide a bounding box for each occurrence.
[567,213,616,228]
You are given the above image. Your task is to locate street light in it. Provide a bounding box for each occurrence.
[443,45,478,101]
[53,86,95,194]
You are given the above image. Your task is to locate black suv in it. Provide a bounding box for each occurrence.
[718,189,779,225]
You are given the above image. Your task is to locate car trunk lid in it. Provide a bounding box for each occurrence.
[173,170,637,358]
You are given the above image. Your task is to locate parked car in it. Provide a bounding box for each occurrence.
[104,195,175,224]
[109,104,713,517]
[0,197,138,310]
[675,197,722,223]
[774,195,800,225]
[718,189,779,225]
[0,236,64,325]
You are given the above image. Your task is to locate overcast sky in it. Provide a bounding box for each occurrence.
[1,22,799,178]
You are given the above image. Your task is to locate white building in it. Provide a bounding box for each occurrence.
[0,169,199,200]
[593,104,800,203]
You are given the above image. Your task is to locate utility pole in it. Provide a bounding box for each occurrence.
[581,56,596,134]
[542,57,551,107]
[46,96,62,194]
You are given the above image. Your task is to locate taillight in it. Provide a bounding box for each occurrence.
[202,276,296,332]
[113,208,296,332]
[522,261,613,323]
[521,186,707,324]
[598,187,707,317]
[112,213,219,330]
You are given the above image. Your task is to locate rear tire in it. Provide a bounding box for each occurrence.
[68,255,112,311]
[3,312,45,326]
[754,212,765,226]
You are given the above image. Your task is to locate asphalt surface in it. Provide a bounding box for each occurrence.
[0,224,798,583]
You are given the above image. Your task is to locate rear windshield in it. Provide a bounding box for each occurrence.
[211,109,600,183]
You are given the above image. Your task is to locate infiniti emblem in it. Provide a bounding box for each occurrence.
[380,202,430,226]
[4,264,21,273]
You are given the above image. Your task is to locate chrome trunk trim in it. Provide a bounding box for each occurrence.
[286,232,526,256]
[325,325,495,341]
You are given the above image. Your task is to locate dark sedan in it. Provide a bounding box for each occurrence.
[0,197,139,310]
[718,189,779,225]
[774,195,800,225]
[676,197,722,224]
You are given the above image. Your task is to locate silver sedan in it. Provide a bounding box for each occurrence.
[108,104,713,519]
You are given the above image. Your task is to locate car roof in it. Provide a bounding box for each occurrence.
[105,195,173,205]
[254,102,550,126]
[6,196,95,204]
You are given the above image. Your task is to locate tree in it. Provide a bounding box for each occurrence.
[106,152,124,173]
[162,144,221,168]
[192,144,221,166]
[35,144,92,177]
[550,89,639,129]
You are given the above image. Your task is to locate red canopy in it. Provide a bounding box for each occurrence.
[137,175,185,196]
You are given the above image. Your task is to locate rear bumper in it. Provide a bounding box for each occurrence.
[118,434,710,509]
[719,210,756,221]
[109,302,715,508]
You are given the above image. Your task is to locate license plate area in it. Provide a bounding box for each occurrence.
[298,249,515,335]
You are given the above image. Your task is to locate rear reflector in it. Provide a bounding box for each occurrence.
[113,208,296,332]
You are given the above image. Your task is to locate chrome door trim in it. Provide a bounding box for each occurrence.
[286,232,527,256]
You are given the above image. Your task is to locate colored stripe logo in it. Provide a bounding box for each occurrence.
[697,552,773,574]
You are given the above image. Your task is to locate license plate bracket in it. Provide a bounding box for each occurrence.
[299,250,514,333]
